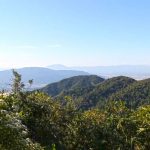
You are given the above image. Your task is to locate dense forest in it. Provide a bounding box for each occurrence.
[41,76,150,109]
[0,70,150,150]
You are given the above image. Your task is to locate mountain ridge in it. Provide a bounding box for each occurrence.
[40,75,150,109]
[0,67,89,90]
[40,75,105,97]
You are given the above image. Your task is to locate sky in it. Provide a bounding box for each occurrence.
[0,0,150,68]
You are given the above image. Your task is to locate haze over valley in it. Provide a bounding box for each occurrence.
[48,64,150,80]
[1,64,150,90]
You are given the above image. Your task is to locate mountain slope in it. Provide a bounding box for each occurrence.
[109,78,150,107]
[0,67,89,89]
[61,76,136,108]
[87,76,136,100]
[40,75,105,96]
[41,76,138,109]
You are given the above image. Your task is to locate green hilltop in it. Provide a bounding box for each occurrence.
[41,75,150,109]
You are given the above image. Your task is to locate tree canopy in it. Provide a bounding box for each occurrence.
[0,71,150,149]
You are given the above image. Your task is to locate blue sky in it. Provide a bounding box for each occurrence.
[0,0,150,68]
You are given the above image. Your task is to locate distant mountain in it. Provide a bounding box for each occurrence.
[0,67,89,90]
[0,68,7,71]
[47,65,150,79]
[47,64,68,70]
[40,75,105,97]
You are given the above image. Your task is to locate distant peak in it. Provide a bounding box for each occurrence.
[49,64,67,67]
[47,64,68,70]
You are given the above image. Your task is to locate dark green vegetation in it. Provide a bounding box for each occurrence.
[109,78,150,107]
[41,75,150,109]
[0,71,150,150]
[41,75,104,96]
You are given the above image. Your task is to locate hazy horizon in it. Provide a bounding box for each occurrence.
[1,64,150,70]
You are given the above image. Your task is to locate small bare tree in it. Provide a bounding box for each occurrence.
[12,69,24,94]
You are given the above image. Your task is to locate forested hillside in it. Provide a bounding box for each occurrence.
[109,78,150,108]
[41,75,104,96]
[0,71,150,150]
[77,76,136,108]
[41,75,150,109]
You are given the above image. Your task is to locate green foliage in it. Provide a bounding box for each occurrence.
[58,76,136,109]
[41,75,104,96]
[0,71,150,150]
[52,76,150,109]
[109,79,150,108]
[1,91,150,149]
[0,94,44,150]
[51,144,56,150]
